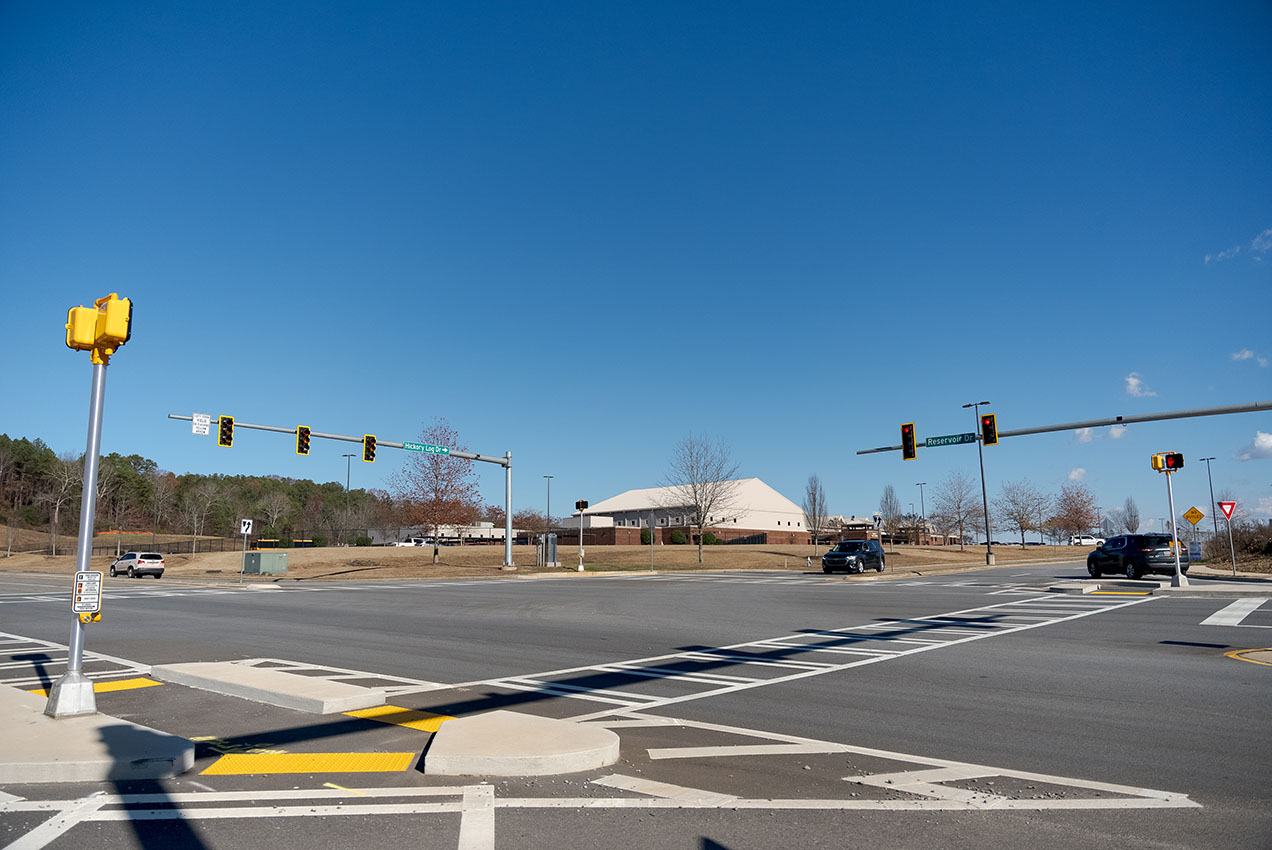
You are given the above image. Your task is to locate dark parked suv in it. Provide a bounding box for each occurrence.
[1086,534,1185,579]
[821,540,885,574]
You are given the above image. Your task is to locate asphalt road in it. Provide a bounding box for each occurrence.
[1,560,1269,850]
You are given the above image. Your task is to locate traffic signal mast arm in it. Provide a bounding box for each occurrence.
[166,414,510,466]
[855,400,1272,455]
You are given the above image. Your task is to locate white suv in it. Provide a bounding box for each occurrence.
[1068,534,1105,547]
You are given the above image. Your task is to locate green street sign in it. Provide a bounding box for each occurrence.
[925,432,977,447]
[403,441,450,455]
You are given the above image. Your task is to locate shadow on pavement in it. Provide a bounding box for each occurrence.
[100,725,208,850]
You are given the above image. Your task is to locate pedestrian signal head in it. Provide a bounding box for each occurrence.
[1151,452,1184,471]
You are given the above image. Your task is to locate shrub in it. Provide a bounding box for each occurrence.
[702,531,722,545]
[670,530,688,545]
[312,536,328,548]
[640,528,651,545]
[353,536,372,547]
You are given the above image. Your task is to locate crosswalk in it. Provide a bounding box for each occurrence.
[0,630,151,691]
[456,593,1154,720]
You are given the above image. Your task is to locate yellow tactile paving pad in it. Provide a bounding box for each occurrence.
[202,752,417,775]
[343,705,454,732]
[27,677,162,697]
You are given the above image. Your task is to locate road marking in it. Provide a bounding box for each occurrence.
[344,705,453,732]
[26,677,161,697]
[1224,648,1272,667]
[458,784,495,850]
[4,793,106,850]
[322,783,368,796]
[594,774,738,806]
[202,752,416,775]
[1201,599,1266,627]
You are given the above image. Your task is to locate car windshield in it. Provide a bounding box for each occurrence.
[1139,535,1172,547]
[834,542,865,552]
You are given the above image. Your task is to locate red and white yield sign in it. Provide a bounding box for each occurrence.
[1218,501,1237,520]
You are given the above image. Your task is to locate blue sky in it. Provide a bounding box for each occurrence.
[3,1,1270,531]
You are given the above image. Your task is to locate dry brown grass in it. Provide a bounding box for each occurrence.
[0,541,1082,583]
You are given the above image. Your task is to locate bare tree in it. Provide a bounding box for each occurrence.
[930,470,983,551]
[660,434,741,564]
[392,418,482,564]
[1053,481,1098,540]
[37,455,82,556]
[801,474,829,555]
[879,485,902,551]
[149,470,178,543]
[181,480,221,553]
[260,491,293,532]
[995,479,1049,548]
[1122,496,1141,533]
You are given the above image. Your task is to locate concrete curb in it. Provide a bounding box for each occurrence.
[151,661,385,714]
[0,685,193,783]
[424,710,620,776]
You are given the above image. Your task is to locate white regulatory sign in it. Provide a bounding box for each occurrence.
[192,412,211,436]
[72,571,103,614]
[241,519,253,536]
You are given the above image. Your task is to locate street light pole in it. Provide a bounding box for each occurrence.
[963,401,994,565]
[543,475,553,534]
[1200,457,1218,542]
[916,482,926,545]
[342,453,354,545]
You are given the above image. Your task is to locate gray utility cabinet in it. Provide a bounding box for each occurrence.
[243,552,287,575]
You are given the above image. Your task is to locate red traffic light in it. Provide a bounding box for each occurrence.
[901,422,917,460]
[980,413,998,446]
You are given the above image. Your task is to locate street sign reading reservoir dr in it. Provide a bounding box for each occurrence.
[404,442,450,455]
[925,432,978,447]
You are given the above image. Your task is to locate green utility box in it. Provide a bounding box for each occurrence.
[244,552,287,575]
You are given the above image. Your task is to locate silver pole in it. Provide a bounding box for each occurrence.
[1165,470,1187,587]
[45,362,108,717]
[965,401,994,565]
[1201,457,1218,544]
[504,452,513,567]
[1227,515,1237,576]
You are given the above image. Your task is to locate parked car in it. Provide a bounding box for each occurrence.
[109,552,165,579]
[1069,534,1105,547]
[1086,534,1186,579]
[392,538,442,547]
[821,540,885,574]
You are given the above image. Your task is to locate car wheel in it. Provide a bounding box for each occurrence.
[1124,563,1139,580]
[154,573,162,579]
[1088,561,1099,578]
[128,566,135,578]
[109,566,117,577]
[875,560,884,572]
[822,567,831,574]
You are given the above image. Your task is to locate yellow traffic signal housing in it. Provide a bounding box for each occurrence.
[297,426,311,456]
[95,293,132,348]
[1151,452,1184,471]
[363,434,376,462]
[980,413,998,446]
[901,423,917,460]
[218,416,234,448]
[1151,453,1164,471]
[65,306,100,350]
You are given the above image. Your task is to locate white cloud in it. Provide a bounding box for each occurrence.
[1253,228,1272,253]
[1233,349,1269,368]
[1125,372,1156,397]
[1069,468,1086,482]
[1255,497,1272,518]
[1074,428,1094,443]
[1236,431,1272,461]
[1075,425,1128,443]
[1205,245,1241,263]
[1109,425,1128,439]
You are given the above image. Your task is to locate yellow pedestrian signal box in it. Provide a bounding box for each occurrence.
[901,423,917,460]
[363,434,376,462]
[296,426,310,456]
[1151,452,1184,471]
[64,293,133,364]
[575,499,588,510]
[980,413,998,446]
[218,416,234,448]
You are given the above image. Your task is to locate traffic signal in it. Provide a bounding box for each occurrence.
[980,413,998,446]
[1151,452,1185,471]
[296,426,310,456]
[218,416,234,448]
[575,499,589,510]
[65,306,99,351]
[362,434,376,462]
[63,294,133,364]
[901,423,917,460]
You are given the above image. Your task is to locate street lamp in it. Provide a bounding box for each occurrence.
[909,503,916,545]
[962,401,994,565]
[1200,457,1218,541]
[342,453,355,544]
[916,482,926,545]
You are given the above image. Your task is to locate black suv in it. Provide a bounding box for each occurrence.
[1086,534,1186,579]
[821,540,885,574]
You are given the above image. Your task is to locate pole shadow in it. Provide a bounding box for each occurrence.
[99,725,208,850]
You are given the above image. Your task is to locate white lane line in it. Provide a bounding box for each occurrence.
[1200,598,1266,627]
[648,743,848,760]
[593,774,738,806]
[457,784,495,850]
[4,793,105,850]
